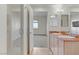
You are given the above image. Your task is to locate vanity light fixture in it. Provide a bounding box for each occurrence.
[50,15,55,18]
[56,8,64,14]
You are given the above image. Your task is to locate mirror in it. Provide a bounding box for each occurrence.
[50,15,59,27]
[61,15,69,27]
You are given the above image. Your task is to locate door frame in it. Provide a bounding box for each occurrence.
[23,5,33,55]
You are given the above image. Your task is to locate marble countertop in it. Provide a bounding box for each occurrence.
[49,32,79,42]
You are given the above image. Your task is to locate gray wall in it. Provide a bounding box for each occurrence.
[33,12,48,47]
[33,12,47,35]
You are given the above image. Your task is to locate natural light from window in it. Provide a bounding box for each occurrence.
[33,20,38,29]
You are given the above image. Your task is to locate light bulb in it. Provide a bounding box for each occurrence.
[50,15,55,18]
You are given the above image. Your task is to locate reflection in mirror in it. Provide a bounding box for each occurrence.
[50,15,59,27]
[70,12,79,34]
[61,15,69,27]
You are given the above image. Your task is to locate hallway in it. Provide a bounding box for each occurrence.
[32,35,51,55]
[33,35,48,47]
[32,48,52,55]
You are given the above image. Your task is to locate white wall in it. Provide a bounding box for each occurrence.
[23,5,28,54]
[0,5,7,54]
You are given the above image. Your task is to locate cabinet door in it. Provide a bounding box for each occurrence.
[49,34,53,49]
[53,36,59,55]
[64,42,79,55]
[58,40,64,55]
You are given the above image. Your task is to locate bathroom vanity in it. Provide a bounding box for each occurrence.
[49,32,79,55]
[64,38,79,55]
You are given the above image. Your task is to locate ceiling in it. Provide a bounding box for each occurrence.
[33,11,48,17]
[30,4,79,11]
[7,4,21,12]
[8,4,79,12]
[30,4,79,15]
[7,4,79,14]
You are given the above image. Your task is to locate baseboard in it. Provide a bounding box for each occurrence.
[29,48,33,55]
